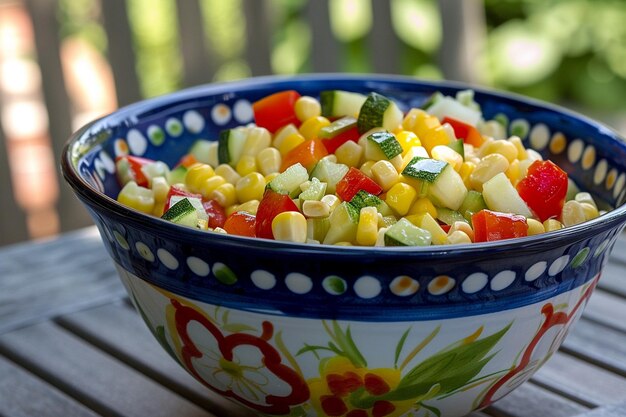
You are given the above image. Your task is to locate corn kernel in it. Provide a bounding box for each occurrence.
[386,182,417,216]
[265,172,280,183]
[356,206,379,246]
[431,145,463,172]
[359,160,376,178]
[508,136,527,160]
[396,131,421,155]
[580,202,599,220]
[152,201,166,217]
[236,172,266,202]
[210,183,237,208]
[215,164,241,185]
[199,175,226,198]
[459,161,476,188]
[299,116,331,140]
[242,126,272,157]
[117,181,155,214]
[408,197,438,218]
[185,164,215,194]
[448,221,474,242]
[527,218,545,236]
[302,200,330,218]
[561,200,586,226]
[151,176,170,203]
[257,147,282,176]
[294,96,321,122]
[470,154,509,191]
[272,123,299,149]
[421,125,452,154]
[236,155,258,176]
[321,194,340,212]
[272,211,308,243]
[371,160,399,191]
[447,230,472,245]
[506,159,521,185]
[225,204,239,217]
[335,140,364,167]
[481,139,518,162]
[544,218,564,232]
[278,133,306,155]
[236,199,260,215]
[574,192,597,209]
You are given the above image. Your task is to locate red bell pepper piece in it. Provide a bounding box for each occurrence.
[255,189,300,239]
[223,212,257,237]
[115,155,155,187]
[203,199,227,229]
[163,185,202,212]
[252,90,301,133]
[442,116,484,147]
[280,138,329,172]
[516,160,568,222]
[321,126,360,154]
[176,153,199,168]
[335,167,383,202]
[472,209,528,242]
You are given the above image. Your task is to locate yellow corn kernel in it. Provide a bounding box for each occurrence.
[561,200,586,227]
[302,200,330,218]
[481,139,518,162]
[294,96,321,122]
[278,132,306,155]
[335,140,364,167]
[236,172,266,202]
[396,131,421,155]
[469,154,509,191]
[152,201,166,217]
[236,155,258,176]
[448,221,474,242]
[402,108,439,136]
[447,230,472,245]
[371,160,399,191]
[356,206,379,246]
[210,182,237,208]
[265,172,280,183]
[225,204,239,217]
[401,146,429,170]
[359,160,376,178]
[580,202,599,220]
[272,123,299,149]
[508,136,527,160]
[151,176,170,203]
[575,192,597,209]
[543,218,564,232]
[236,199,260,215]
[321,194,341,212]
[421,125,452,154]
[117,181,155,214]
[334,242,353,246]
[256,147,282,176]
[242,126,272,157]
[198,175,226,198]
[185,164,215,194]
[272,211,308,243]
[431,145,463,172]
[527,218,545,236]
[408,197,438,218]
[386,182,417,216]
[214,164,241,185]
[459,161,476,188]
[505,159,521,185]
[299,116,331,140]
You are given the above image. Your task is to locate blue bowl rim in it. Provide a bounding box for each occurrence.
[62,73,626,260]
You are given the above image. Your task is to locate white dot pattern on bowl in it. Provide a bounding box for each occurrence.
[549,132,567,154]
[582,145,596,170]
[525,261,547,282]
[113,231,130,250]
[183,110,205,133]
[428,276,456,295]
[211,104,232,126]
[490,270,516,291]
[462,272,488,294]
[613,173,625,199]
[157,248,179,270]
[389,276,419,296]
[606,168,617,190]
[114,138,129,157]
[548,255,570,276]
[568,139,584,163]
[285,273,313,294]
[135,241,155,262]
[233,99,254,123]
[594,159,608,185]
[99,151,116,173]
[529,123,549,150]
[251,270,276,290]
[354,276,382,299]
[187,256,210,277]
[94,158,107,180]
[127,129,147,156]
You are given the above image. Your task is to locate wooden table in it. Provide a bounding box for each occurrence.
[1,227,625,417]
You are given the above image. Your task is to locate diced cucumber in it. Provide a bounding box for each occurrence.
[320,90,367,118]
[402,157,448,183]
[307,217,330,242]
[141,161,170,186]
[482,172,533,217]
[168,196,208,221]
[310,158,349,194]
[161,198,198,227]
[459,190,487,221]
[408,213,447,245]
[426,96,481,126]
[447,138,465,159]
[300,177,327,201]
[115,158,133,186]
[269,163,309,196]
[357,92,403,134]
[189,139,218,165]
[318,116,357,139]
[218,127,247,166]
[566,178,581,202]
[427,164,468,211]
[436,207,468,225]
[167,165,188,185]
[349,190,393,216]
[384,218,432,247]
[420,91,444,110]
[365,131,403,160]
[323,202,359,244]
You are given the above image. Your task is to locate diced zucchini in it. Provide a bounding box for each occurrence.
[318,116,357,139]
[115,158,133,186]
[365,131,403,160]
[307,217,330,242]
[300,177,327,201]
[167,165,187,185]
[310,158,349,194]
[323,202,359,244]
[349,190,393,216]
[436,207,468,225]
[566,178,581,202]
[269,162,309,196]
[408,213,447,245]
[218,127,247,166]
[320,90,367,118]
[425,95,481,126]
[141,161,170,186]
[459,190,487,221]
[447,138,465,159]
[168,196,208,221]
[357,92,403,134]
[482,172,533,217]
[161,198,199,227]
[384,218,432,246]
[402,157,448,183]
[189,139,218,165]
[427,164,468,211]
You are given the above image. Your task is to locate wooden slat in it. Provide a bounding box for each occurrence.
[0,355,99,417]
[306,0,339,72]
[532,351,626,407]
[583,289,626,333]
[100,0,143,106]
[0,227,124,334]
[598,259,626,298]
[369,0,400,74]
[487,382,588,417]
[577,401,626,417]
[57,302,255,417]
[0,322,213,417]
[242,0,272,76]
[24,0,94,233]
[175,0,215,86]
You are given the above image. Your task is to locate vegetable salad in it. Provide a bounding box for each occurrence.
[115,89,604,246]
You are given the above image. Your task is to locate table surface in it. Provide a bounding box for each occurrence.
[1,226,625,417]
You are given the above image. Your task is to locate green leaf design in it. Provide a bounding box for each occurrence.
[296,345,337,356]
[394,327,412,369]
[420,401,442,417]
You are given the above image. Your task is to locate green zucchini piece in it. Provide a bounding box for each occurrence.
[269,162,309,196]
[366,131,403,160]
[323,202,360,245]
[307,217,330,242]
[402,157,448,183]
[310,158,349,194]
[384,218,432,246]
[318,116,357,139]
[320,90,367,118]
[218,128,247,166]
[447,138,465,159]
[300,177,327,201]
[349,190,392,216]
[357,92,403,134]
[161,198,198,227]
[436,207,469,225]
[189,139,216,164]
[427,164,468,211]
[167,165,187,185]
[459,190,487,221]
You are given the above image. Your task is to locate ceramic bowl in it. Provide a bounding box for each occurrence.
[62,75,626,417]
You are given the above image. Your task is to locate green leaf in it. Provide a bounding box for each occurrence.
[296,345,336,356]
[331,322,367,368]
[420,402,441,417]
[221,309,230,325]
[395,327,412,368]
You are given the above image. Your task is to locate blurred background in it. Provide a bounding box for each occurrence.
[1,0,625,246]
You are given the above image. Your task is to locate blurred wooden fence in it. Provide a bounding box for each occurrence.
[0,0,485,246]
